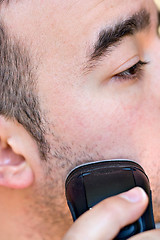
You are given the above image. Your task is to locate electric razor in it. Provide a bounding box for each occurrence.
[65,160,155,239]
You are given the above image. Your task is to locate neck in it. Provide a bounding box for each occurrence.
[0,187,72,240]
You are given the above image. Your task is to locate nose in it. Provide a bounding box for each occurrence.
[148,35,160,97]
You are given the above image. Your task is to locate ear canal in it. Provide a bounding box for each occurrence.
[0,142,34,189]
[0,143,25,166]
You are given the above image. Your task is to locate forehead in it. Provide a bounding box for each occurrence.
[1,0,155,28]
[0,0,156,71]
[52,0,153,14]
[42,0,155,37]
[1,0,154,14]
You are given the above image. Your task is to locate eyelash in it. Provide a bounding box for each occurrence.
[113,60,148,81]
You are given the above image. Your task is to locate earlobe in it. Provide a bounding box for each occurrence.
[0,116,34,189]
[0,162,34,189]
[0,143,34,189]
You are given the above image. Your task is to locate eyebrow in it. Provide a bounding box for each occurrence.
[85,9,151,72]
[0,0,10,5]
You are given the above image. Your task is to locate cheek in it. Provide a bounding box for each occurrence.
[53,92,143,159]
[45,77,160,165]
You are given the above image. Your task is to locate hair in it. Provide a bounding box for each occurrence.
[0,21,49,159]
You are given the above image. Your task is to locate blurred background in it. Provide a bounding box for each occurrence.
[154,0,160,33]
[155,0,160,8]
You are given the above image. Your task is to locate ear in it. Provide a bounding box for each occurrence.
[0,116,35,189]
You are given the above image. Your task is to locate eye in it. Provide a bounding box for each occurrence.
[113,60,148,81]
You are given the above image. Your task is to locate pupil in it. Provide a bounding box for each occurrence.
[129,64,137,75]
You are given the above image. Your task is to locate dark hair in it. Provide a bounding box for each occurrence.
[0,21,49,159]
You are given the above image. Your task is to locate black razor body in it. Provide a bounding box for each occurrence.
[65,160,155,239]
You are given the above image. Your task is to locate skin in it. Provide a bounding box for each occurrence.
[0,0,160,239]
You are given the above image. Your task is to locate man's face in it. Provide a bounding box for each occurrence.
[1,0,160,237]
